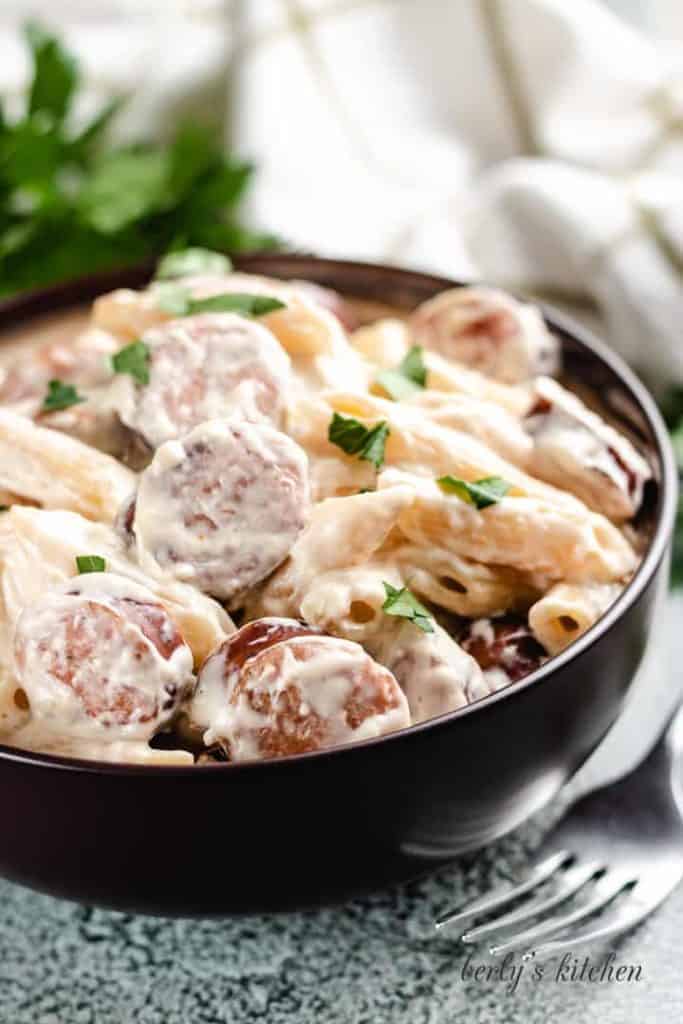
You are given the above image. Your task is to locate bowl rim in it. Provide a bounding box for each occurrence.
[0,253,677,777]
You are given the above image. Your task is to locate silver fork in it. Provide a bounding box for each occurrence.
[435,700,683,960]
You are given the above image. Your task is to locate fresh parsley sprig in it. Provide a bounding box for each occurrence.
[437,475,510,509]
[0,25,277,300]
[375,345,427,400]
[41,379,85,413]
[75,555,106,574]
[328,412,390,469]
[382,582,434,633]
[155,284,285,318]
[111,340,150,385]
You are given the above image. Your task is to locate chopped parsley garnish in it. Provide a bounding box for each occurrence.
[41,379,85,413]
[154,284,285,318]
[328,412,390,469]
[111,340,150,385]
[381,582,434,633]
[154,282,192,316]
[155,247,233,281]
[187,293,285,316]
[75,555,106,574]
[437,475,511,509]
[375,345,427,400]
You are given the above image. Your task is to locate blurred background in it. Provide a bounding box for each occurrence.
[1,0,683,402]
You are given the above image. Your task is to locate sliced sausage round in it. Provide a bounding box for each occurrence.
[132,420,310,604]
[111,312,292,450]
[410,286,559,383]
[459,614,547,686]
[13,573,195,741]
[190,618,410,760]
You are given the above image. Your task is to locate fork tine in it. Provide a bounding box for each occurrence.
[434,850,571,931]
[460,859,604,943]
[524,893,658,961]
[489,870,635,956]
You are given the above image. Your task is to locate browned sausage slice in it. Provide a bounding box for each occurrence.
[190,618,410,760]
[410,286,559,383]
[13,573,195,740]
[132,420,310,604]
[111,312,292,449]
[459,614,547,688]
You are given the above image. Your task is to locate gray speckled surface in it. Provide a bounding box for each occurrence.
[1,596,681,1023]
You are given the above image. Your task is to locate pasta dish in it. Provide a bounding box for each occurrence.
[0,250,652,765]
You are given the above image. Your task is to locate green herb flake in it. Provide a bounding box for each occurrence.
[381,582,434,633]
[111,340,150,385]
[375,345,427,401]
[328,413,390,469]
[437,474,511,509]
[154,282,191,316]
[41,379,85,413]
[75,555,106,574]
[186,292,286,317]
[155,247,233,280]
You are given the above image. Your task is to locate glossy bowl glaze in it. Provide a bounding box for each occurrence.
[0,255,676,915]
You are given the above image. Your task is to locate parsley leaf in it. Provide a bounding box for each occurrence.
[328,413,390,469]
[41,379,85,413]
[111,340,150,385]
[154,283,191,316]
[79,149,169,234]
[437,475,510,509]
[0,25,277,301]
[375,345,427,400]
[153,286,285,319]
[382,582,434,633]
[155,247,233,280]
[25,21,78,124]
[186,293,286,316]
[75,555,106,574]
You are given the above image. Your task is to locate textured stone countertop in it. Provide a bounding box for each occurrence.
[1,596,681,1024]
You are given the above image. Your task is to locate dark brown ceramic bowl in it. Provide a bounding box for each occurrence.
[0,255,676,915]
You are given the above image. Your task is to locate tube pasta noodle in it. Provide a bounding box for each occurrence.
[351,318,531,416]
[0,265,651,763]
[529,582,623,655]
[0,409,136,525]
[403,391,533,467]
[289,391,588,511]
[378,469,637,583]
[391,542,539,617]
[248,487,416,621]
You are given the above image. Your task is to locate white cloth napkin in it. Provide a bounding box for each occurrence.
[233,0,683,393]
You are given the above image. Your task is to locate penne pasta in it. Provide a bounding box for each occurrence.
[379,468,637,584]
[351,316,532,415]
[391,542,539,617]
[529,581,623,655]
[0,408,136,525]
